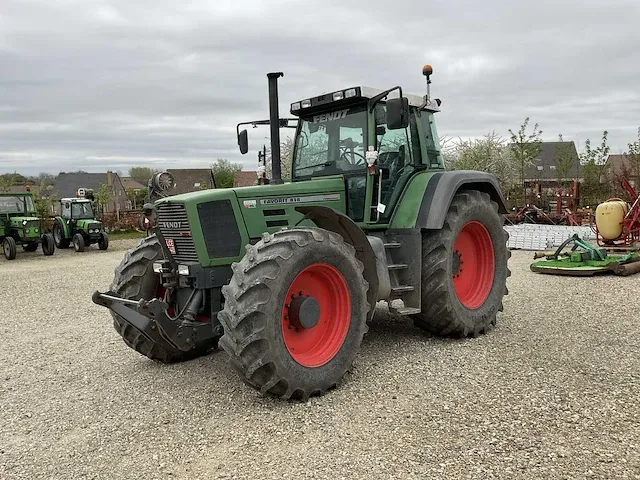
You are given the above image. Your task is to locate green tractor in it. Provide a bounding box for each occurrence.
[93,66,511,400]
[53,189,109,252]
[0,192,55,260]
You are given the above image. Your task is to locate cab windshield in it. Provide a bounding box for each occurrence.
[71,202,95,219]
[0,195,35,214]
[292,104,367,178]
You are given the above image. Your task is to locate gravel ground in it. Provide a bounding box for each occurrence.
[1,239,639,479]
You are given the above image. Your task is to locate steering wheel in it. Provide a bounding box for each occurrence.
[339,143,366,167]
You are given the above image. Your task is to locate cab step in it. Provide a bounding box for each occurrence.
[391,285,414,294]
[387,263,408,270]
[393,307,421,315]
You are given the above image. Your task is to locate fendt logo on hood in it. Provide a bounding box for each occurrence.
[161,221,183,229]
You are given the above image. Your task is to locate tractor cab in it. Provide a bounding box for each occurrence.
[237,66,444,227]
[289,82,443,224]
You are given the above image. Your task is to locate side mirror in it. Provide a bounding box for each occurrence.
[238,129,248,154]
[386,97,409,130]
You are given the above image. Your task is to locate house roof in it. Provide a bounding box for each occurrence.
[120,177,146,191]
[522,141,580,181]
[52,172,121,199]
[233,171,258,187]
[166,169,216,195]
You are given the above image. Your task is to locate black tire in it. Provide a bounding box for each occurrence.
[73,233,85,252]
[98,232,109,250]
[110,235,215,363]
[218,228,370,401]
[42,233,55,256]
[23,243,38,252]
[53,221,70,248]
[412,190,510,337]
[3,237,17,260]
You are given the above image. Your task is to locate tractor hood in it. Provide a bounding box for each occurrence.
[10,216,40,225]
[75,218,102,230]
[153,176,348,266]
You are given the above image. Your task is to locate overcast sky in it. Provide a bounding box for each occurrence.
[1,0,639,176]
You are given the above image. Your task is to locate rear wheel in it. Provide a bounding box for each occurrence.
[412,190,510,337]
[23,243,38,252]
[3,237,17,260]
[42,233,55,256]
[73,233,85,252]
[98,232,109,250]
[53,221,70,248]
[218,228,370,401]
[110,235,215,363]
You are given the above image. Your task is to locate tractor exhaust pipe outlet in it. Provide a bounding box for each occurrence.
[267,72,284,184]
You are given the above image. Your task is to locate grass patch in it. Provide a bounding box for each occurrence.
[108,230,146,240]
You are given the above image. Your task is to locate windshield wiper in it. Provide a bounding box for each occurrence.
[296,160,335,172]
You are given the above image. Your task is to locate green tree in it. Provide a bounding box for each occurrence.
[128,167,158,185]
[579,130,610,206]
[508,117,543,204]
[553,134,577,188]
[623,127,640,187]
[94,183,111,215]
[444,132,517,195]
[211,158,243,188]
[0,173,17,192]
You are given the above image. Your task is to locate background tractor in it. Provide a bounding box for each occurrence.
[0,192,55,260]
[93,66,511,401]
[53,189,109,252]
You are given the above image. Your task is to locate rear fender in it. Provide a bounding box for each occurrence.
[295,206,378,320]
[417,170,508,229]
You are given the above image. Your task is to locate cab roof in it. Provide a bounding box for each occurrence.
[291,86,441,116]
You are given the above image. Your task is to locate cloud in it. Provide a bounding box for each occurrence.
[1,0,639,175]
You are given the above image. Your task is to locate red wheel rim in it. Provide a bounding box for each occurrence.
[452,221,495,309]
[281,263,351,367]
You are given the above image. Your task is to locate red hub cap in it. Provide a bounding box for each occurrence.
[452,221,495,309]
[281,263,351,367]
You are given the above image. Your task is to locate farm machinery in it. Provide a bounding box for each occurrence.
[53,188,109,252]
[0,192,55,260]
[592,177,640,247]
[92,66,511,400]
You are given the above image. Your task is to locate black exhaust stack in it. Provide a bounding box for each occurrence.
[267,72,283,184]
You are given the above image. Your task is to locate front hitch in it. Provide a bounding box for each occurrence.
[92,290,219,351]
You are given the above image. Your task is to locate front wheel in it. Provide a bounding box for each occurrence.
[98,232,109,250]
[73,233,85,252]
[218,228,370,401]
[42,233,55,256]
[3,237,17,260]
[412,190,510,337]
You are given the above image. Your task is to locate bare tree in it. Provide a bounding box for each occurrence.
[508,117,543,204]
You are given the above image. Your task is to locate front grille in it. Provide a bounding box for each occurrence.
[197,200,241,258]
[157,203,198,262]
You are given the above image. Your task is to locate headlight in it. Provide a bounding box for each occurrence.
[178,264,190,276]
[332,91,344,101]
[301,99,311,108]
[345,88,357,98]
[291,102,301,111]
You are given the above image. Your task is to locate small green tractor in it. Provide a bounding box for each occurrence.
[53,189,109,252]
[93,66,511,400]
[0,192,55,260]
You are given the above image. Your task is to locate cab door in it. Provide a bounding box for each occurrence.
[367,104,423,224]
